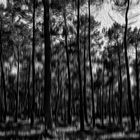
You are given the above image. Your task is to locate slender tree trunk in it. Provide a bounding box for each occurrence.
[101,63,104,125]
[99,87,102,121]
[0,18,7,122]
[117,45,123,125]
[111,65,114,122]
[83,25,88,124]
[27,59,31,119]
[15,45,20,122]
[0,59,6,122]
[25,73,27,108]
[54,62,60,123]
[135,42,139,122]
[77,0,84,131]
[64,90,67,124]
[31,0,36,126]
[63,1,72,125]
[124,0,135,130]
[105,87,107,119]
[38,85,41,117]
[109,83,111,124]
[88,0,95,127]
[43,0,53,130]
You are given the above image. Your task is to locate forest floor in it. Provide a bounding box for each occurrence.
[56,125,140,140]
[0,118,140,140]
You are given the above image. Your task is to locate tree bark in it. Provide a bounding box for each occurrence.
[111,64,114,122]
[0,18,7,122]
[54,61,61,123]
[83,24,88,124]
[88,0,95,127]
[124,0,135,130]
[43,0,53,130]
[101,62,104,125]
[117,44,123,125]
[31,0,36,126]
[109,83,111,124]
[135,42,139,122]
[15,45,20,122]
[77,0,84,131]
[63,1,72,125]
[27,59,31,119]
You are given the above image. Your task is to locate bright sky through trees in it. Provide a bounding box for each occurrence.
[90,0,140,29]
[1,0,140,29]
[0,0,6,7]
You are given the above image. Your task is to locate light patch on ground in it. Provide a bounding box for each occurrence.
[100,132,140,140]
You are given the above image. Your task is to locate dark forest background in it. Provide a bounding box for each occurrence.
[0,0,140,139]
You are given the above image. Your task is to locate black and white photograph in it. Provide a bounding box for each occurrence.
[0,0,140,139]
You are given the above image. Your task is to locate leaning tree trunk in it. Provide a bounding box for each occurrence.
[63,1,72,125]
[43,0,53,130]
[77,0,84,131]
[31,0,36,126]
[124,0,135,130]
[88,0,95,127]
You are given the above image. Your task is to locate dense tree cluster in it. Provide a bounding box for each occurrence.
[0,0,140,136]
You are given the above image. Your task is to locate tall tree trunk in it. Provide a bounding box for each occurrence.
[117,44,123,125]
[99,87,102,120]
[15,45,20,122]
[43,0,53,130]
[27,59,31,119]
[54,63,60,123]
[111,64,114,122]
[0,18,7,122]
[77,0,84,131]
[109,83,111,124]
[135,42,139,122]
[63,1,72,125]
[105,87,107,119]
[0,59,6,122]
[124,0,135,130]
[88,0,95,127]
[83,24,88,124]
[101,62,105,125]
[31,0,35,126]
